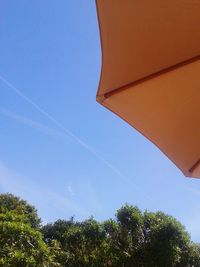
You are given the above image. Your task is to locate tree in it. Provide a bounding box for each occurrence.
[103,219,121,266]
[116,204,144,266]
[42,219,74,246]
[42,219,75,267]
[142,211,191,267]
[59,218,106,267]
[0,193,60,266]
[0,211,57,267]
[0,193,41,228]
[188,243,200,267]
[1,193,200,267]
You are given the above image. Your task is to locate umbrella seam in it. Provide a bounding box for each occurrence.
[100,55,200,101]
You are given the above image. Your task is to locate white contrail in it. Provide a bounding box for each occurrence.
[0,75,152,201]
[0,108,70,141]
[0,75,84,143]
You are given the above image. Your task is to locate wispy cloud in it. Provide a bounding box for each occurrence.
[0,74,152,201]
[0,161,90,222]
[187,187,200,196]
[67,185,75,196]
[0,108,70,142]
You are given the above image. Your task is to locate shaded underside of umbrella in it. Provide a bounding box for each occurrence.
[96,0,200,178]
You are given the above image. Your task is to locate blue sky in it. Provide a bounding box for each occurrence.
[0,0,200,242]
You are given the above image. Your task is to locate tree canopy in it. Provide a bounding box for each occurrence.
[0,193,200,267]
[0,193,41,228]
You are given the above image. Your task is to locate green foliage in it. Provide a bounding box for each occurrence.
[0,194,60,266]
[142,211,191,267]
[42,219,74,246]
[188,243,200,266]
[1,193,200,267]
[42,218,106,267]
[0,212,54,266]
[115,204,144,266]
[0,193,41,228]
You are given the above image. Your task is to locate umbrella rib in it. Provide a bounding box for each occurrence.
[189,159,200,175]
[101,55,200,101]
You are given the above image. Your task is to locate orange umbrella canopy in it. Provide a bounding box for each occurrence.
[96,0,200,178]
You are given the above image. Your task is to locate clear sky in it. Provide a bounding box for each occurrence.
[0,0,200,242]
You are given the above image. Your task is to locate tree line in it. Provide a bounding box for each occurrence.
[0,193,200,267]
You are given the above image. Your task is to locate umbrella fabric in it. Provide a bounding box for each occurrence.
[96,0,200,178]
